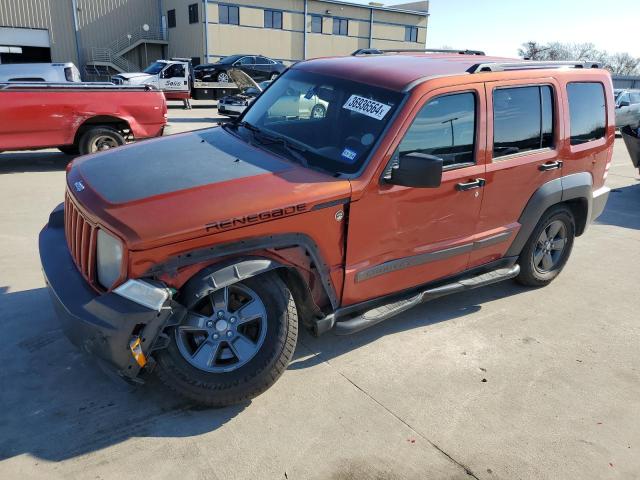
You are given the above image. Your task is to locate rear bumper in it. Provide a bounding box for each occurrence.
[591,186,610,222]
[39,204,182,379]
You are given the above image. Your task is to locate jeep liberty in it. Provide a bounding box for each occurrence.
[39,50,613,407]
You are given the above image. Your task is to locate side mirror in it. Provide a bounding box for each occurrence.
[386,152,443,188]
[618,100,630,108]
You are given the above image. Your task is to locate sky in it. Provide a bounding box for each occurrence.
[352,0,640,59]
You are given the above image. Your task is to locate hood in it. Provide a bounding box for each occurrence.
[114,72,155,83]
[67,127,351,250]
[228,68,261,92]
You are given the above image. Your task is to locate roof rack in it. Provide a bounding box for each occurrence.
[352,48,486,56]
[0,82,159,91]
[467,60,601,74]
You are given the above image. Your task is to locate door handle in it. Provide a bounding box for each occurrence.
[456,178,485,191]
[539,160,563,171]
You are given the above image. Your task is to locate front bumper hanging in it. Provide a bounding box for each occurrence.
[39,204,185,379]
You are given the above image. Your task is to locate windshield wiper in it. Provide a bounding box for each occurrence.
[238,122,310,168]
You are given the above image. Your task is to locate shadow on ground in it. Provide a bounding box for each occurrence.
[0,151,73,173]
[0,278,527,463]
[0,287,244,463]
[596,182,640,231]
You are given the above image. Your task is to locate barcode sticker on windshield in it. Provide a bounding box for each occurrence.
[343,95,391,120]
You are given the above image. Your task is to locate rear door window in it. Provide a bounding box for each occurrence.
[567,82,606,145]
[492,85,554,159]
[398,92,476,168]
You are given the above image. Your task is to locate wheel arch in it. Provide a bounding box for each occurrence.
[73,115,132,145]
[148,234,339,322]
[506,172,593,257]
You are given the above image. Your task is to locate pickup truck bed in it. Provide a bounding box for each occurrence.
[0,83,167,155]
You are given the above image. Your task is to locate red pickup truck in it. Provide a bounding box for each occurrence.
[0,83,167,155]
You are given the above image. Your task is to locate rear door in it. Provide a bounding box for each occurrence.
[469,79,562,268]
[253,56,274,80]
[343,84,488,305]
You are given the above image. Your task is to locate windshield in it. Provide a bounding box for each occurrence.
[144,61,166,74]
[240,69,404,174]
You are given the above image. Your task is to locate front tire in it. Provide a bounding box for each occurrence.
[516,205,575,287]
[155,271,298,407]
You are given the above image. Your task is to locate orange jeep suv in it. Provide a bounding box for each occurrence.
[39,50,613,407]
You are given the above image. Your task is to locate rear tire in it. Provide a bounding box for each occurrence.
[155,271,298,407]
[516,205,575,287]
[78,127,125,155]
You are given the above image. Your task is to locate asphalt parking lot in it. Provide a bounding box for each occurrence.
[1,100,639,480]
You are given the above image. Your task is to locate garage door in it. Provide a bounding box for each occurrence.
[0,27,51,63]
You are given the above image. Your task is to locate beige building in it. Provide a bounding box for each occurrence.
[166,0,429,64]
[1,0,428,76]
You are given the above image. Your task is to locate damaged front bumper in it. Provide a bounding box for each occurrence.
[38,205,185,380]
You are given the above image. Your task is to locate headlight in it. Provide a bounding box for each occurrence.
[96,229,124,289]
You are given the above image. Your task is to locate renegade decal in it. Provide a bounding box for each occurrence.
[206,204,307,231]
[342,95,391,120]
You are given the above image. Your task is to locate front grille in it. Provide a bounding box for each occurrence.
[64,191,97,284]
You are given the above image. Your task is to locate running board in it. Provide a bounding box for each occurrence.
[332,265,520,335]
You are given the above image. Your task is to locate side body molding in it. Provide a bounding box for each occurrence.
[505,172,593,257]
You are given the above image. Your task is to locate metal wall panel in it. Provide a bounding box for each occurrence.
[0,0,78,63]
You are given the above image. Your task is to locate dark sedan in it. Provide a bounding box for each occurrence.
[193,54,286,83]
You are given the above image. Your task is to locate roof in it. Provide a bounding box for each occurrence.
[295,53,518,91]
[318,0,429,15]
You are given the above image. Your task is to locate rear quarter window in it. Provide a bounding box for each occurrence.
[567,82,606,145]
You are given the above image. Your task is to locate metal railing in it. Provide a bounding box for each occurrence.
[85,25,167,73]
[106,25,166,56]
[88,47,139,73]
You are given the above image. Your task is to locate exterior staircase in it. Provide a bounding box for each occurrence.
[84,25,168,80]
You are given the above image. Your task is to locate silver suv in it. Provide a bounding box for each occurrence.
[615,89,640,128]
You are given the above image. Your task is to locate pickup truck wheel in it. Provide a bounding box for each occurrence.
[310,104,326,119]
[155,271,298,407]
[516,206,575,287]
[78,127,125,155]
[58,145,79,155]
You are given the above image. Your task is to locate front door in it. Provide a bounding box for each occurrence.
[343,85,487,305]
[469,79,563,268]
[159,62,189,93]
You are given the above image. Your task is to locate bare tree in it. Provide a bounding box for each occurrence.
[608,52,640,75]
[518,41,640,75]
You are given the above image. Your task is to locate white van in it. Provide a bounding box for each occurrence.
[0,63,82,82]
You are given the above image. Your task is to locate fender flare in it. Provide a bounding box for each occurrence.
[147,233,339,309]
[506,172,593,257]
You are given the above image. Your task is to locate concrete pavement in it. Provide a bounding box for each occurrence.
[1,105,639,479]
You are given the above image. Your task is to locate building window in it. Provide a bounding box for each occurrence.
[567,82,606,145]
[188,3,199,24]
[311,15,322,33]
[167,9,176,28]
[332,18,348,36]
[493,86,554,159]
[264,9,283,29]
[404,26,418,42]
[219,5,239,25]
